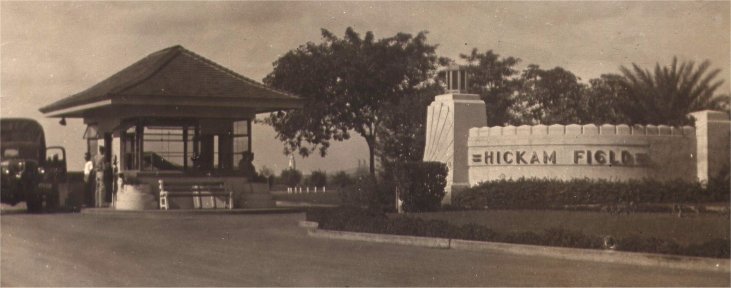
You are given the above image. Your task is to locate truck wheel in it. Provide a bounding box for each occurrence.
[26,194,42,213]
[46,189,60,211]
[24,182,43,213]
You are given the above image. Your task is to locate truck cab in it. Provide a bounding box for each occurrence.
[1,118,66,212]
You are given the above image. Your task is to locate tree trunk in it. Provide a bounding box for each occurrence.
[365,135,376,177]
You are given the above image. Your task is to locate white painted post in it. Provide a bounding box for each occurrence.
[396,186,403,214]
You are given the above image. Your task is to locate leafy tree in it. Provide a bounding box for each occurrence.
[513,65,588,125]
[330,171,354,188]
[461,49,522,125]
[264,27,440,177]
[618,57,729,125]
[376,82,443,175]
[308,170,327,187]
[584,74,632,124]
[258,165,274,178]
[279,169,303,187]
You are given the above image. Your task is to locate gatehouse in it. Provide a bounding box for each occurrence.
[39,45,303,209]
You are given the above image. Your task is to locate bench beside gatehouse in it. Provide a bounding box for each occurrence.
[158,179,233,210]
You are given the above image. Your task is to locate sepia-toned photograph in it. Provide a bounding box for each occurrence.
[1,1,729,286]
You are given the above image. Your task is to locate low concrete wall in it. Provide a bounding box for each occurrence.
[467,124,697,184]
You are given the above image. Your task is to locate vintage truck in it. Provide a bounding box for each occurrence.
[1,118,68,212]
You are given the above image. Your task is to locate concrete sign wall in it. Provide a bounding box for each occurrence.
[467,124,697,183]
[423,95,731,204]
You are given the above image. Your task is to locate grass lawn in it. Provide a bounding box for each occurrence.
[411,210,730,246]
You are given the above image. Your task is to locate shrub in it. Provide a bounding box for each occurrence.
[251,172,268,183]
[541,228,603,249]
[396,162,448,212]
[309,170,328,187]
[279,168,303,187]
[340,174,379,210]
[453,178,723,210]
[683,238,731,258]
[707,163,730,202]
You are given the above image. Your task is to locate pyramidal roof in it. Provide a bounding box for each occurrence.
[39,45,300,114]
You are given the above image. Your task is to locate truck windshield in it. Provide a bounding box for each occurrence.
[1,146,39,160]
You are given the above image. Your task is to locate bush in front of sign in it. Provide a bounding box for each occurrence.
[395,162,448,212]
[452,178,723,211]
[707,163,730,202]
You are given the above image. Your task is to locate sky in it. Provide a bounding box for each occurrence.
[1,1,729,172]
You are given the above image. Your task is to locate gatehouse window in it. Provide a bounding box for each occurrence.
[118,118,249,174]
[143,126,187,171]
[233,120,251,169]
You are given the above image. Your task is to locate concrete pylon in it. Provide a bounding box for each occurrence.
[423,93,486,204]
[689,110,731,183]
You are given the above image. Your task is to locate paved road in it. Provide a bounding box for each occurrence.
[1,210,729,286]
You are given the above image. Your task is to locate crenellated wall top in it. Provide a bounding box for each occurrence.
[469,124,696,138]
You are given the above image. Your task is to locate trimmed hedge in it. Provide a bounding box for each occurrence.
[395,162,448,212]
[453,178,730,210]
[305,207,730,258]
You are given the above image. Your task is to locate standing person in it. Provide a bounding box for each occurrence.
[238,152,256,179]
[93,146,107,207]
[82,153,94,207]
[111,155,118,207]
[104,154,114,205]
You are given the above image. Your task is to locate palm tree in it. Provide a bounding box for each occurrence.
[618,57,729,126]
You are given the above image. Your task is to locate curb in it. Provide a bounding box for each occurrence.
[276,201,339,208]
[303,222,730,273]
[449,238,729,273]
[80,207,303,216]
[298,220,319,229]
[309,228,450,249]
